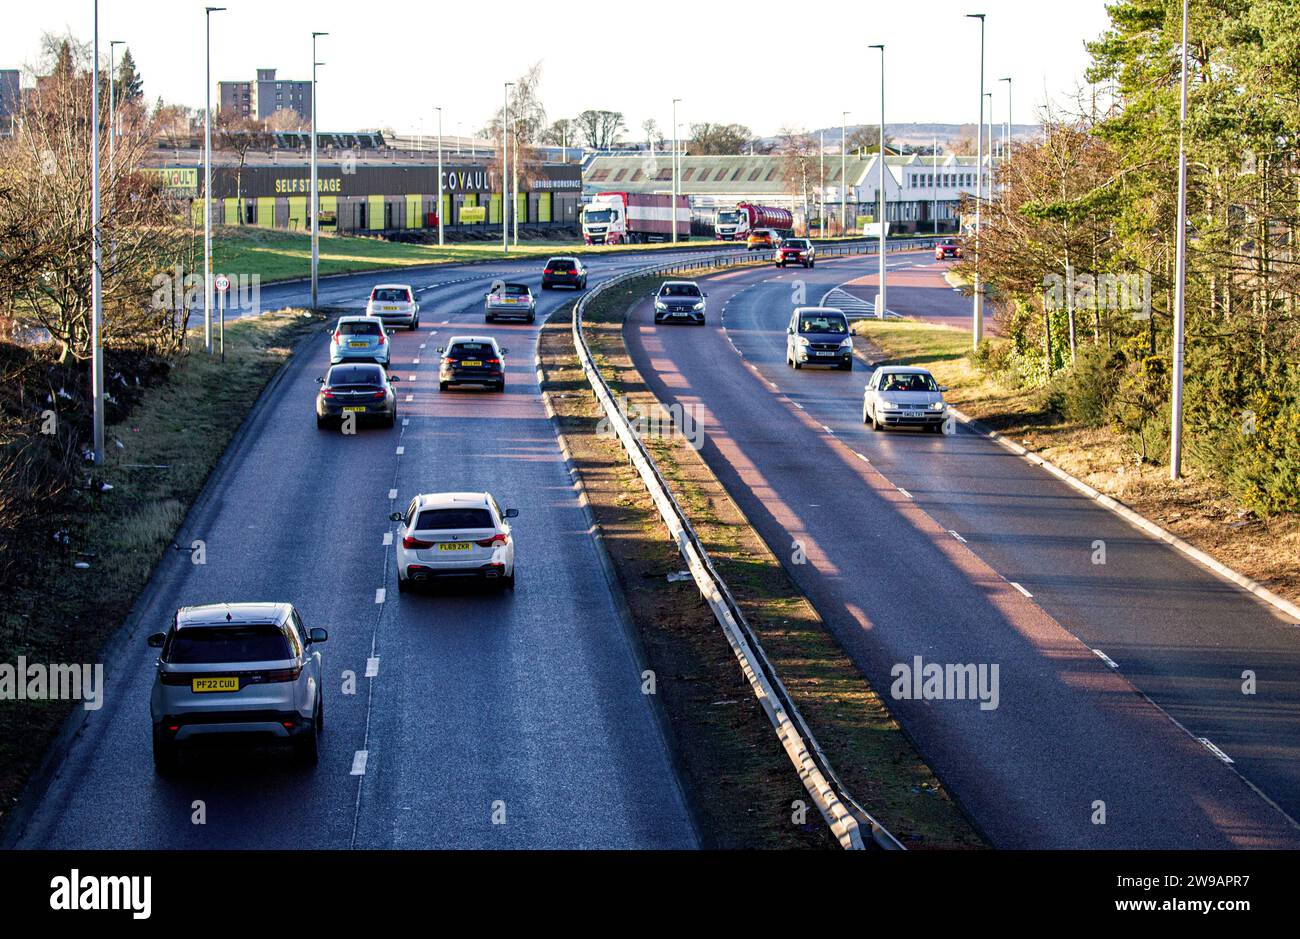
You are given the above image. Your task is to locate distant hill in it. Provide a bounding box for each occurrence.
[764,123,1040,153]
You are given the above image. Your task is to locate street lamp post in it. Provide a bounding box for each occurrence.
[1000,77,1012,162]
[932,134,939,235]
[502,82,512,253]
[203,6,226,356]
[1170,0,1190,480]
[841,110,849,234]
[436,106,444,246]
[90,1,104,464]
[966,12,985,348]
[819,129,825,238]
[870,44,886,319]
[108,40,123,175]
[310,31,327,310]
[671,98,681,244]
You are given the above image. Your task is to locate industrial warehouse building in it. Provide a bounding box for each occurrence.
[582,152,993,234]
[147,134,583,236]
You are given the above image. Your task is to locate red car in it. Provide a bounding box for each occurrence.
[776,238,815,268]
[935,239,963,260]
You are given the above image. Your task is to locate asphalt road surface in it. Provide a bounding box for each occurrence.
[623,250,1300,848]
[10,248,740,850]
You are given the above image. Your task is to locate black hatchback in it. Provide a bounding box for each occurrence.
[316,363,400,428]
[438,337,508,392]
[542,256,588,290]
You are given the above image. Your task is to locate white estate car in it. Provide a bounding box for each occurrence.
[863,366,950,433]
[366,284,420,331]
[392,492,519,591]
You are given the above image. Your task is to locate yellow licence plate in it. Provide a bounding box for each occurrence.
[343,406,367,413]
[461,360,482,367]
[438,543,472,552]
[192,676,239,693]
[383,306,398,311]
[349,341,368,348]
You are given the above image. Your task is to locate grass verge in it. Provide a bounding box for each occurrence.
[853,317,1300,607]
[540,274,983,849]
[0,308,326,823]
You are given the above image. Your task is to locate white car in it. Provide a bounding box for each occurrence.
[391,492,519,591]
[863,366,950,433]
[366,284,420,331]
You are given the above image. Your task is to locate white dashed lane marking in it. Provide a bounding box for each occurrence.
[382,532,393,546]
[388,489,398,500]
[374,588,386,604]
[350,751,369,776]
[1011,582,1034,598]
[1092,648,1119,669]
[365,657,380,678]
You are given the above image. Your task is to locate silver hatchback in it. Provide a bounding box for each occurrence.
[330,316,391,367]
[147,603,327,772]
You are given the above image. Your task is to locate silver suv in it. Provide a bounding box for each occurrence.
[148,603,327,773]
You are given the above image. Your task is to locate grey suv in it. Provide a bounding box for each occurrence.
[786,307,853,370]
[148,603,327,772]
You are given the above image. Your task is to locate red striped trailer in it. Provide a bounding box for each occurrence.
[582,192,690,245]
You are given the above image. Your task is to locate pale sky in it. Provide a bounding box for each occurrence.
[1,0,1115,139]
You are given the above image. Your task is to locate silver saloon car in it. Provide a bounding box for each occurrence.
[863,367,950,432]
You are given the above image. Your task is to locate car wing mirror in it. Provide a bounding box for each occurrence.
[389,375,401,382]
[316,377,326,384]
[389,512,405,523]
[501,348,510,355]
[504,508,520,519]
[147,633,166,648]
[308,627,329,644]
[939,386,950,393]
[436,347,445,354]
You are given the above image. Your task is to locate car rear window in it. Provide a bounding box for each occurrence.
[500,285,530,297]
[549,260,576,272]
[661,284,701,298]
[372,288,410,303]
[414,508,494,530]
[449,342,493,357]
[328,365,384,385]
[799,314,848,333]
[339,321,381,335]
[167,624,291,664]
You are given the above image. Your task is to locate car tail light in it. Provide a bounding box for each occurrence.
[372,391,386,400]
[321,388,336,399]
[333,331,342,343]
[403,535,435,549]
[259,666,302,684]
[377,333,386,346]
[485,358,501,366]
[476,533,509,548]
[543,269,553,275]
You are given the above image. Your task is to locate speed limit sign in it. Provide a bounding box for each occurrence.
[214,274,231,293]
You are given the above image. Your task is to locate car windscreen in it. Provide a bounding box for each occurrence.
[328,366,384,386]
[167,624,291,664]
[786,241,810,249]
[414,508,495,530]
[586,209,614,223]
[339,321,381,335]
[548,259,576,271]
[449,343,493,357]
[799,315,848,334]
[881,372,939,392]
[717,211,741,223]
[372,288,410,302]
[661,284,701,298]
